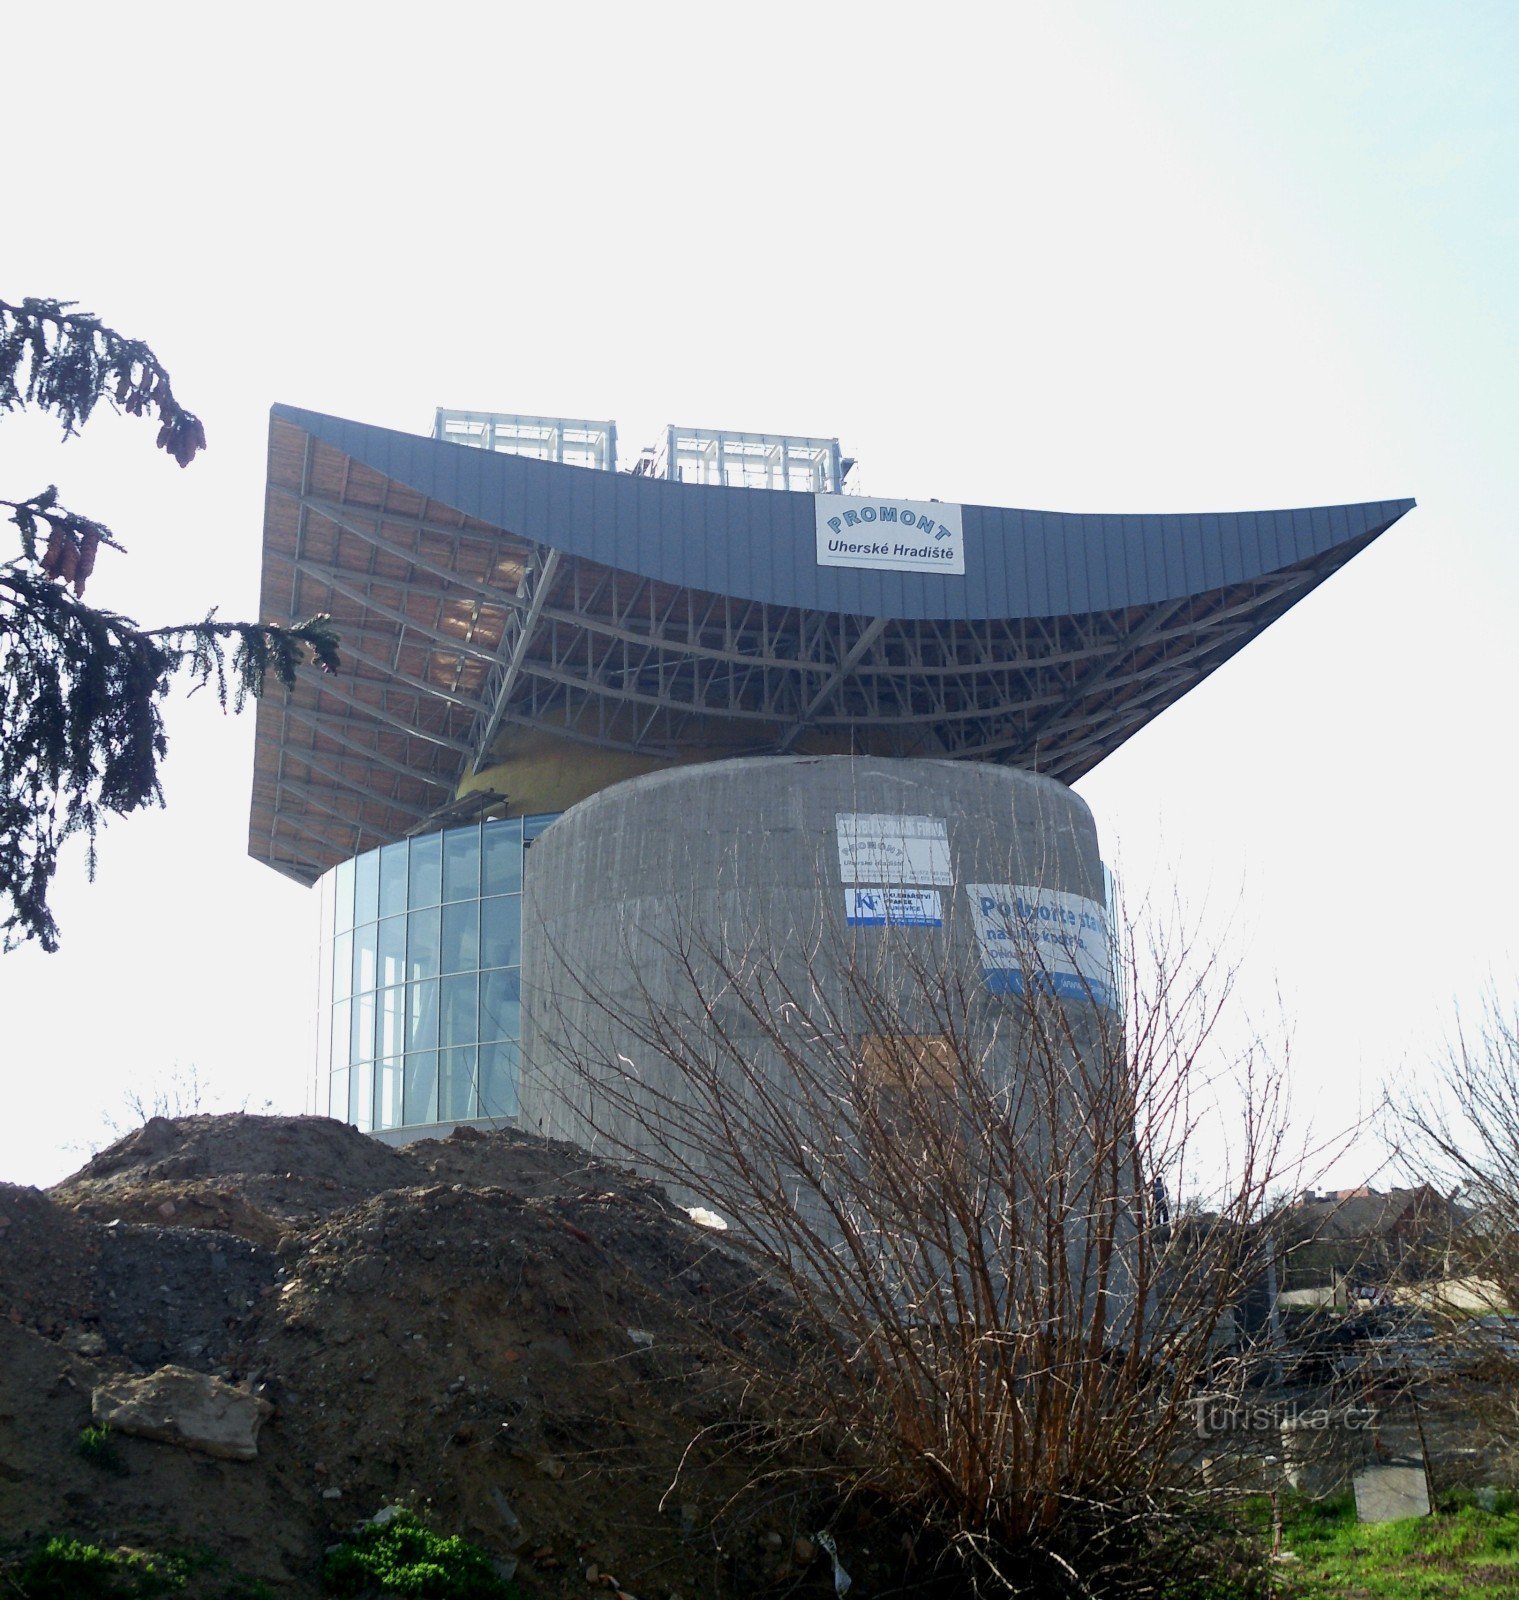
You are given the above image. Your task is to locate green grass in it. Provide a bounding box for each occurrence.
[77,1423,127,1474]
[8,1537,183,1599]
[3,1536,275,1600]
[321,1511,518,1600]
[1274,1490,1519,1598]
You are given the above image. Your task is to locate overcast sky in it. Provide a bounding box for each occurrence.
[2,1,1514,1189]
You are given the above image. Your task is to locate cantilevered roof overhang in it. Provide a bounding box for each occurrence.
[250,405,1414,883]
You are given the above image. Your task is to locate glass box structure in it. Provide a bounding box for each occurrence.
[316,813,557,1133]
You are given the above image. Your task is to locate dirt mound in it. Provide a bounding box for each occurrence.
[55,1113,420,1230]
[0,1116,836,1600]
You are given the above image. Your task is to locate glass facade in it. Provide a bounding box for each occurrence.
[316,813,558,1132]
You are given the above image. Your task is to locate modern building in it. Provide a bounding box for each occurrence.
[249,404,1413,1147]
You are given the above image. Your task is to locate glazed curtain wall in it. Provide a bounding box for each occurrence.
[315,814,558,1131]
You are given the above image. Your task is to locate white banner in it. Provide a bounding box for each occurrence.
[965,883,1115,1008]
[816,495,965,575]
[836,814,951,885]
[844,888,944,927]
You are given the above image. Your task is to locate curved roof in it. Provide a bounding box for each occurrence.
[278,405,1410,622]
[250,405,1413,883]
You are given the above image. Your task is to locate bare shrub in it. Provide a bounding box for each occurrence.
[531,888,1291,1596]
[1391,999,1519,1310]
[1388,997,1519,1464]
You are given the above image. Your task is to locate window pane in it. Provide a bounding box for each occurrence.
[480,968,521,1042]
[330,998,351,1072]
[332,930,353,1002]
[378,985,405,1060]
[329,1065,350,1120]
[439,1046,477,1121]
[378,915,407,989]
[443,827,481,903]
[352,922,378,996]
[379,842,409,920]
[440,972,477,1048]
[441,900,479,975]
[350,991,376,1066]
[334,857,355,934]
[409,832,442,909]
[354,849,380,927]
[479,1039,519,1118]
[404,1051,437,1125]
[376,1057,404,1130]
[350,1060,373,1132]
[407,905,440,981]
[481,819,523,896]
[407,979,440,1052]
[480,895,521,969]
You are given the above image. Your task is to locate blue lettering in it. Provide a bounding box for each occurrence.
[879,505,898,523]
[828,516,843,535]
[860,506,876,522]
[843,510,861,528]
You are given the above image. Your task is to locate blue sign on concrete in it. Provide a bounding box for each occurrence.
[844,887,944,926]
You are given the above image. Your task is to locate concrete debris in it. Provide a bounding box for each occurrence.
[92,1364,273,1460]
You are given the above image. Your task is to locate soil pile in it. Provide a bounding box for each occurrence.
[0,1116,842,1600]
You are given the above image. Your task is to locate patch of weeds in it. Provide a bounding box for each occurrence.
[77,1423,127,1475]
[321,1511,518,1599]
[9,1537,183,1599]
[1273,1488,1519,1598]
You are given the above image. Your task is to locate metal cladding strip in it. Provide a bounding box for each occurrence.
[270,404,1416,623]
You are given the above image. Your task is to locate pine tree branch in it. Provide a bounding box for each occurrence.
[1,292,340,951]
[0,296,206,465]
[0,565,337,951]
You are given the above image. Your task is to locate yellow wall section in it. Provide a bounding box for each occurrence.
[457,724,878,817]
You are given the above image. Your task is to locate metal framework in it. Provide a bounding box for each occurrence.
[250,409,1413,883]
[652,425,845,492]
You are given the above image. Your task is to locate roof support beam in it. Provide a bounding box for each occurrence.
[280,706,459,790]
[276,497,821,675]
[268,810,352,864]
[304,678,474,755]
[333,637,490,717]
[272,487,529,610]
[471,547,562,771]
[269,549,504,665]
[1006,594,1196,762]
[262,778,420,871]
[774,615,889,753]
[276,738,434,819]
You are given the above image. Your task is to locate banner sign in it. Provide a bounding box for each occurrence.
[836,814,951,885]
[965,884,1116,1008]
[844,887,944,927]
[815,494,965,575]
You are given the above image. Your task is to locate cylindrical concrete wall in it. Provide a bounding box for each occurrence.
[519,755,1115,1172]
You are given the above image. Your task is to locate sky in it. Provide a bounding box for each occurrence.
[2,0,1515,1189]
